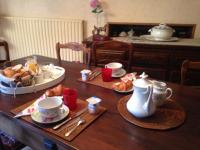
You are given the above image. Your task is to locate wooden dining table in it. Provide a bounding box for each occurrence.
[0,55,200,150]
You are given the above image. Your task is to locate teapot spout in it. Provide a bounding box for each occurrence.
[143,85,153,114]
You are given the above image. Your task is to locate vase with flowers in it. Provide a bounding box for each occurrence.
[90,0,109,41]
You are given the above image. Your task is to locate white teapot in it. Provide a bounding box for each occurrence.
[126,72,156,118]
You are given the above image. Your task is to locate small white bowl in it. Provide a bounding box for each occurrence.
[37,97,63,118]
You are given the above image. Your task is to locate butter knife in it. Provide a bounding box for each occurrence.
[88,70,97,80]
[53,108,87,130]
[89,71,101,81]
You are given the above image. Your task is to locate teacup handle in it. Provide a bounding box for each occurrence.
[166,88,173,100]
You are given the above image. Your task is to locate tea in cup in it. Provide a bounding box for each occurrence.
[37,97,63,118]
[152,80,173,106]
[105,62,122,75]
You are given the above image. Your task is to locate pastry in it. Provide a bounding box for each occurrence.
[112,80,133,91]
[45,84,64,97]
[12,64,23,72]
[3,67,16,78]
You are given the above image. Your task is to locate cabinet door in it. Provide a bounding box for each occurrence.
[133,52,169,67]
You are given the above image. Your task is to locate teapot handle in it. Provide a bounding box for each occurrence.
[143,85,153,113]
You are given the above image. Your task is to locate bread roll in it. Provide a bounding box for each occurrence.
[3,68,16,78]
[45,84,64,97]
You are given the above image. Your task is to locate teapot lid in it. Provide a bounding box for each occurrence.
[152,23,173,31]
[133,72,152,88]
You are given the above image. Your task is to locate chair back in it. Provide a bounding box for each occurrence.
[181,59,200,85]
[56,42,90,66]
[92,40,133,71]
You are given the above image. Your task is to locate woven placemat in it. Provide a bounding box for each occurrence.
[117,95,186,130]
[78,74,121,90]
[11,99,106,141]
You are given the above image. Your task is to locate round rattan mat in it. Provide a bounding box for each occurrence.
[117,95,186,130]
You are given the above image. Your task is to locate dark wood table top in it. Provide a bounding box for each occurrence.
[0,55,200,150]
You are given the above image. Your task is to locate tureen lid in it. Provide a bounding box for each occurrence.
[133,72,152,88]
[152,23,173,31]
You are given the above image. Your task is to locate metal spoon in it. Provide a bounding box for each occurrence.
[65,119,85,137]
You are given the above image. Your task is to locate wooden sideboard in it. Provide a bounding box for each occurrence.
[130,43,200,83]
[83,37,200,84]
[84,23,200,84]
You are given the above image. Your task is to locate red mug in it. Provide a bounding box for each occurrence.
[63,88,77,111]
[101,68,112,82]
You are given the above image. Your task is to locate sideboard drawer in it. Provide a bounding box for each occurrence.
[133,52,169,67]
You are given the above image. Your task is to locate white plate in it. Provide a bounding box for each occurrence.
[140,35,179,42]
[31,105,69,124]
[112,68,126,78]
[114,87,134,93]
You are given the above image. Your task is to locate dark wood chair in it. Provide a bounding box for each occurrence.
[56,42,91,66]
[92,40,133,72]
[0,40,10,68]
[181,59,200,86]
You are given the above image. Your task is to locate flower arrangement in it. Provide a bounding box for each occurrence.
[90,0,103,28]
[90,0,103,14]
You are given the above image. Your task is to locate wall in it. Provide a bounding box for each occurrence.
[0,0,200,38]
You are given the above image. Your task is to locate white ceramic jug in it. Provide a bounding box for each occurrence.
[126,72,156,118]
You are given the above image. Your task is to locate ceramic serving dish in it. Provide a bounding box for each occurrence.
[148,23,175,40]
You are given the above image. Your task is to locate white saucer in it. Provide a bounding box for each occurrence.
[114,86,134,94]
[140,35,179,42]
[112,68,126,78]
[31,105,69,124]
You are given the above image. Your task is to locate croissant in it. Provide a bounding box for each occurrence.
[113,80,133,91]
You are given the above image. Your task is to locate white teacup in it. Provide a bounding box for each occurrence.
[105,62,122,75]
[152,80,173,106]
[37,97,63,118]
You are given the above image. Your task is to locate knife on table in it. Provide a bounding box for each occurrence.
[53,107,87,130]
[88,71,101,81]
[87,70,97,80]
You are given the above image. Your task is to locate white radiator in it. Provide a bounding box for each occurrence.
[0,17,83,62]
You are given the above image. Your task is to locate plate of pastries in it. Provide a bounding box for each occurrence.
[0,56,43,87]
[0,64,34,87]
[112,73,136,93]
